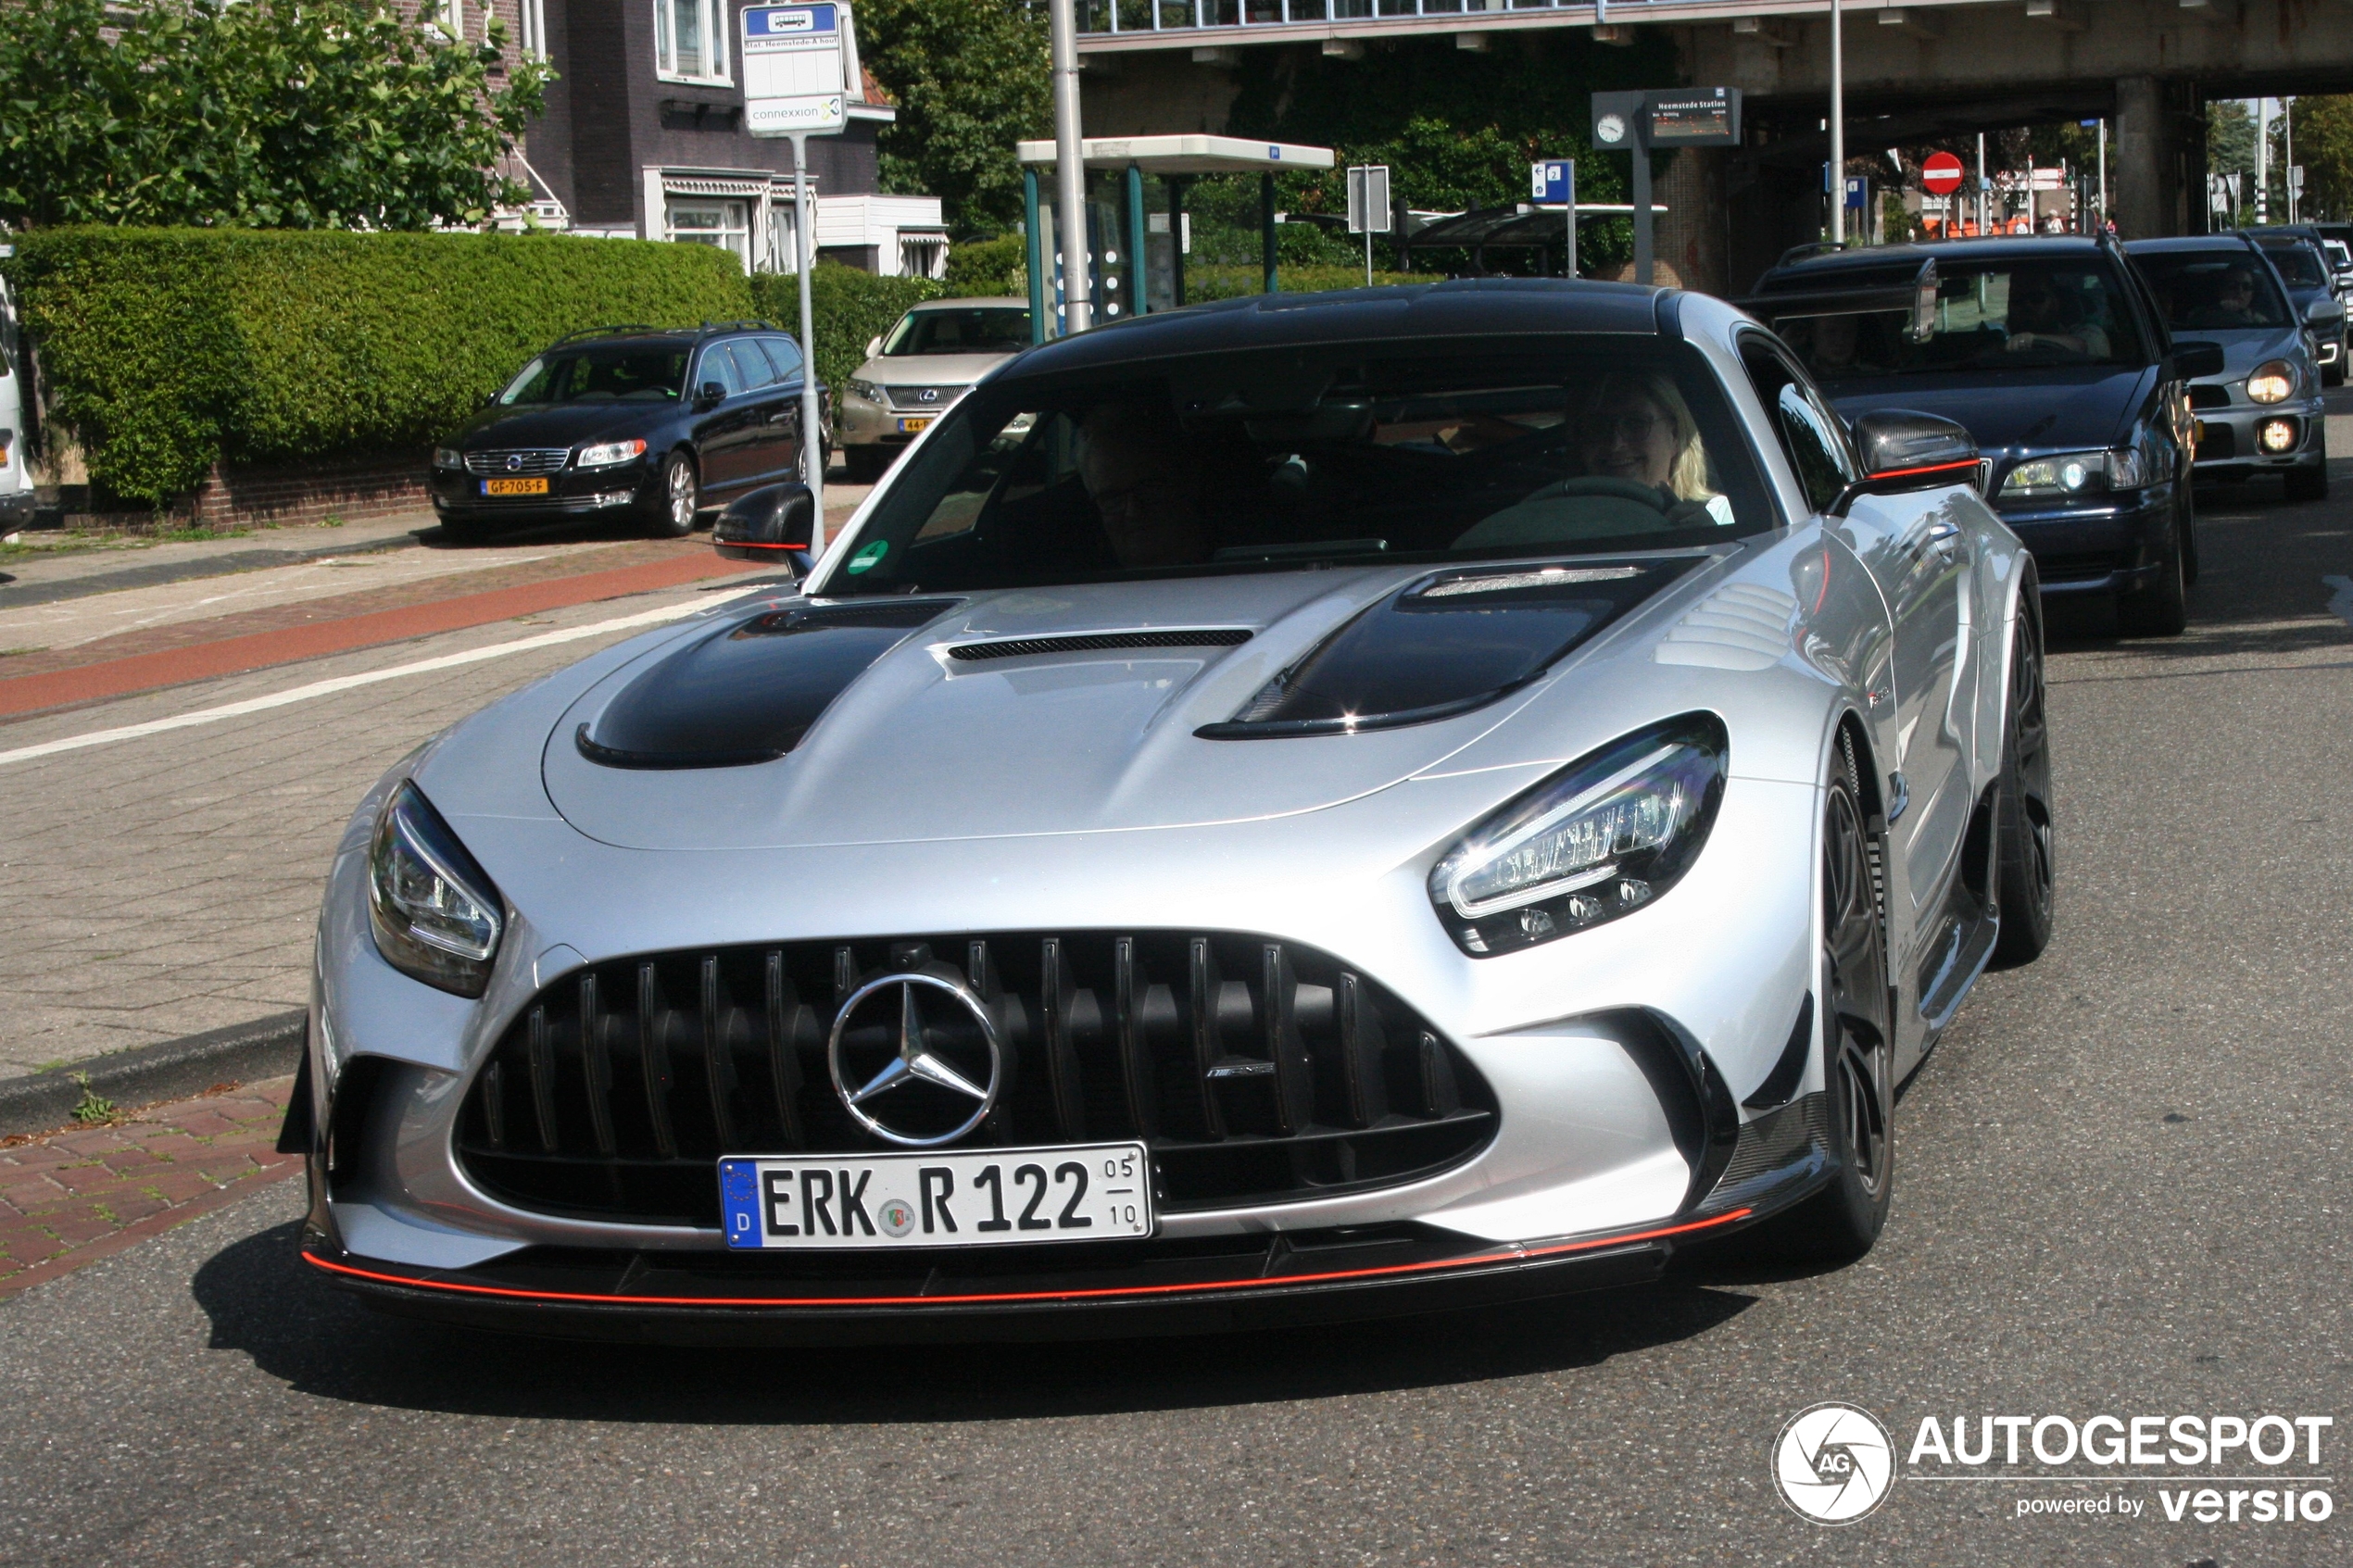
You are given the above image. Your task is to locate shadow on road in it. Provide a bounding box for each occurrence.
[193,1222,1757,1424]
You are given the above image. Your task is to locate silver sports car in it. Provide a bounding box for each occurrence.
[286,281,2054,1341]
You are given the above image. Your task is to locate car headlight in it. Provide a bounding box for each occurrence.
[433,447,464,470]
[1999,448,2145,497]
[2246,359,2296,404]
[367,782,504,997]
[1428,714,1728,957]
[576,437,648,469]
[847,378,885,403]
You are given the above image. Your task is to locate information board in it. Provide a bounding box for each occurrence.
[1644,88,1742,147]
[742,5,846,136]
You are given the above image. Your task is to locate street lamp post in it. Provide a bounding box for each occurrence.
[1829,0,1845,244]
[1048,0,1090,334]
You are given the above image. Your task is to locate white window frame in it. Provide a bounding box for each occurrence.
[654,0,732,84]
[519,0,547,56]
[666,197,752,270]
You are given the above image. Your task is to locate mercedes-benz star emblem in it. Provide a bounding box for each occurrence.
[827,971,1002,1147]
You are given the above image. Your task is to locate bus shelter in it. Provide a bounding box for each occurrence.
[1014,135,1336,342]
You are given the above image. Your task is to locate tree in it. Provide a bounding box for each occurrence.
[0,0,552,231]
[857,0,1052,238]
[2287,96,2353,221]
[2208,100,2258,222]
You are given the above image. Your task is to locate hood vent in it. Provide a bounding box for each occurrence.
[949,629,1252,662]
[576,598,962,770]
[1198,558,1697,740]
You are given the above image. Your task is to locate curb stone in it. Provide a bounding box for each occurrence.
[0,1011,305,1139]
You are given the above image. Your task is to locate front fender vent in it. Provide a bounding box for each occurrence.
[1654,583,1796,672]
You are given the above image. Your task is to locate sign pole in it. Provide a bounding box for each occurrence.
[1566,159,1577,279]
[1829,0,1844,245]
[1048,0,1089,333]
[792,132,824,543]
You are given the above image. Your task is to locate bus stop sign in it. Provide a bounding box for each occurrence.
[743,5,846,136]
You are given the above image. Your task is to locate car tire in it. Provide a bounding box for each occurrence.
[655,452,698,538]
[2115,521,2188,637]
[845,445,888,483]
[1763,741,1894,1266]
[1989,589,2055,969]
[2178,484,2200,588]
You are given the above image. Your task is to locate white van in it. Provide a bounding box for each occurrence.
[0,264,31,529]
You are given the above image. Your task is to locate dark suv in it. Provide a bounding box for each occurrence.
[429,322,824,537]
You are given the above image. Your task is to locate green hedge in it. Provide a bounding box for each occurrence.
[940,233,1027,298]
[1185,264,1419,301]
[8,228,753,504]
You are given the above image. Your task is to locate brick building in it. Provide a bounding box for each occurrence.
[462,0,947,275]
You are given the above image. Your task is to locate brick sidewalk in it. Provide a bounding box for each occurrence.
[0,1074,300,1301]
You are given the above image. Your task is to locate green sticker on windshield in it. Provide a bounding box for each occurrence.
[846,539,888,574]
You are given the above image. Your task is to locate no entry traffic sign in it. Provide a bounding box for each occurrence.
[1921,152,1966,195]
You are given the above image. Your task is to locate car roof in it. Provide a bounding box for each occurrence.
[2121,234,2265,255]
[907,296,1028,311]
[1759,235,2109,279]
[548,322,781,351]
[997,280,1667,379]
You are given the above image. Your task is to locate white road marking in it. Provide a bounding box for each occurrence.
[0,583,771,770]
[2325,573,2353,628]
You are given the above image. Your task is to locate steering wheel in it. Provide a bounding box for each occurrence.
[1535,476,1672,509]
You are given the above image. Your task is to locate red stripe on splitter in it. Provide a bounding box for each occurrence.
[301,1209,1752,1310]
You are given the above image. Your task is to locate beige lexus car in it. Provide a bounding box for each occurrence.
[837,296,1030,481]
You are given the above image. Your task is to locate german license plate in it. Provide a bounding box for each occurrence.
[481,476,548,496]
[897,417,933,434]
[719,1142,1151,1250]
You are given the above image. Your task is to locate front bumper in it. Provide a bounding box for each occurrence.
[428,462,658,521]
[838,390,963,448]
[1994,484,2177,596]
[2188,395,2326,483]
[0,486,32,526]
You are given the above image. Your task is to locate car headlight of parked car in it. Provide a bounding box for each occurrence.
[2000,448,2147,497]
[433,447,464,470]
[1427,714,1728,957]
[2246,360,2297,404]
[575,438,648,470]
[847,378,885,404]
[367,782,504,997]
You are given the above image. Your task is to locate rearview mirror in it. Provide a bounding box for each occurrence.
[695,381,728,409]
[2306,296,2343,327]
[713,482,816,574]
[1834,409,1979,513]
[2171,340,2227,379]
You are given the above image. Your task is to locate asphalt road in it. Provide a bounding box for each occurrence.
[3,473,2348,1567]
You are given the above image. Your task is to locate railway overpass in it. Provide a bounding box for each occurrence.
[1073,0,2353,290]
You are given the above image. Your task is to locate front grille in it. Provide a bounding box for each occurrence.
[883,384,964,410]
[948,630,1253,662]
[456,932,1496,1227]
[2187,384,2231,411]
[464,448,571,476]
[2033,550,2124,584]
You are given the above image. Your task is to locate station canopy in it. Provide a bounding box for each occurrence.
[1015,134,1335,174]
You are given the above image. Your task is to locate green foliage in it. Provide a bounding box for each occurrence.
[858,0,1051,236]
[68,1073,120,1126]
[752,263,944,395]
[0,0,551,231]
[2288,96,2353,222]
[1222,33,1680,276]
[941,234,1029,298]
[1184,266,1419,302]
[9,229,751,504]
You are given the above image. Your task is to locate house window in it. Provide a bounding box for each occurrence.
[655,0,730,82]
[519,0,547,56]
[900,235,949,281]
[667,198,751,269]
[418,0,464,40]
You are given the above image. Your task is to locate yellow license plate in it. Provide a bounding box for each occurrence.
[2192,421,2210,448]
[897,417,933,434]
[482,476,548,496]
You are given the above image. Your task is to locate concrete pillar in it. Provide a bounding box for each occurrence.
[2113,76,2175,240]
[1657,149,1730,297]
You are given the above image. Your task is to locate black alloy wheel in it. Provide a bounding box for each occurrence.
[1767,741,1895,1264]
[656,452,698,538]
[1991,594,2056,968]
[2179,482,2200,587]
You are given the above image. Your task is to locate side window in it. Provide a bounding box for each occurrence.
[761,335,805,381]
[697,345,747,397]
[1741,338,1855,514]
[725,341,777,389]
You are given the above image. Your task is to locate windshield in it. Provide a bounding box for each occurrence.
[499,345,689,405]
[2257,244,2327,289]
[882,307,1031,358]
[2131,250,2295,331]
[821,339,1775,596]
[1776,261,2148,382]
